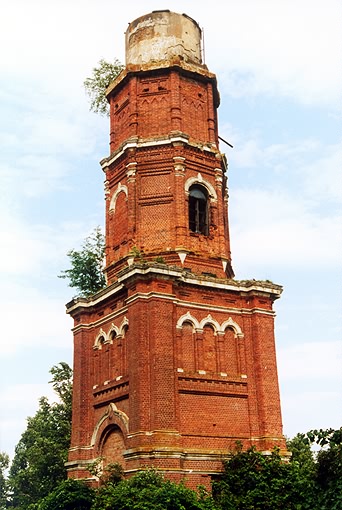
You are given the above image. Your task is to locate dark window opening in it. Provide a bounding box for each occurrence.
[189,185,209,235]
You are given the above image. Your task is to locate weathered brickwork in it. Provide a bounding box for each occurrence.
[103,141,233,282]
[108,69,219,153]
[66,11,286,489]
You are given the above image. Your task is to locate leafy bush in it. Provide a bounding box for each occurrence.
[59,227,106,297]
[213,445,314,510]
[38,479,94,510]
[92,469,216,510]
[84,59,124,116]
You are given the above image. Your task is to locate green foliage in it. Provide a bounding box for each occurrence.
[7,363,73,510]
[4,391,341,510]
[59,226,106,297]
[49,361,73,410]
[129,245,145,262]
[213,432,342,510]
[88,460,124,486]
[84,59,124,116]
[92,469,216,510]
[305,427,342,447]
[287,433,316,479]
[37,479,95,510]
[0,452,9,510]
[316,442,342,510]
[213,446,313,510]
[305,427,342,510]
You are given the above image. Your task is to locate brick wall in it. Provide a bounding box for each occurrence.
[67,31,286,487]
[67,272,286,486]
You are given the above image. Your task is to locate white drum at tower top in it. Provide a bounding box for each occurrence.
[125,10,202,66]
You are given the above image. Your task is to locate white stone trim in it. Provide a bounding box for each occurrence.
[220,317,244,337]
[93,317,129,349]
[101,134,193,170]
[199,314,221,333]
[119,316,129,335]
[67,266,281,316]
[176,312,244,338]
[91,403,129,446]
[184,174,217,201]
[94,328,107,349]
[177,251,188,264]
[108,323,120,342]
[176,311,200,330]
[109,182,128,212]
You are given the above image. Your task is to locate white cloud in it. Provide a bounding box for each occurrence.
[223,130,339,196]
[12,156,70,198]
[1,1,340,107]
[231,139,264,168]
[0,383,57,456]
[208,0,341,107]
[19,107,99,158]
[230,188,341,269]
[278,341,342,381]
[300,142,342,202]
[0,287,72,356]
[223,131,341,272]
[0,80,105,205]
[0,211,105,356]
[0,383,56,407]
[277,340,342,437]
[281,390,342,437]
[278,336,342,437]
[0,215,103,355]
[0,217,99,357]
[0,215,66,275]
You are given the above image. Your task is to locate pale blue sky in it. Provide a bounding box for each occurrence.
[0,0,341,459]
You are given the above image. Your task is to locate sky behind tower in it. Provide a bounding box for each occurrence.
[0,0,341,459]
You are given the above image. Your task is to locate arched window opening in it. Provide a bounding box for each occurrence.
[202,324,217,373]
[223,327,239,375]
[121,325,128,377]
[98,335,105,348]
[180,321,196,372]
[189,185,209,235]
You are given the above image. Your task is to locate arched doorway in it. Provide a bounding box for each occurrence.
[100,425,126,470]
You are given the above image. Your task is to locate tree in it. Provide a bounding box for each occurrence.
[286,433,316,480]
[92,469,217,510]
[0,452,9,510]
[305,428,342,510]
[7,363,72,509]
[37,479,94,510]
[213,445,314,510]
[84,59,124,116]
[88,460,124,486]
[305,427,342,448]
[316,443,342,510]
[59,226,106,297]
[49,361,73,411]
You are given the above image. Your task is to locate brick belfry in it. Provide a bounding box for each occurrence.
[66,10,287,487]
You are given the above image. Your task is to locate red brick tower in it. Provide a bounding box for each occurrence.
[66,11,286,487]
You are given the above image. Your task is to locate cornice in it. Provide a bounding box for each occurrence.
[105,59,217,100]
[100,134,221,171]
[66,263,282,315]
